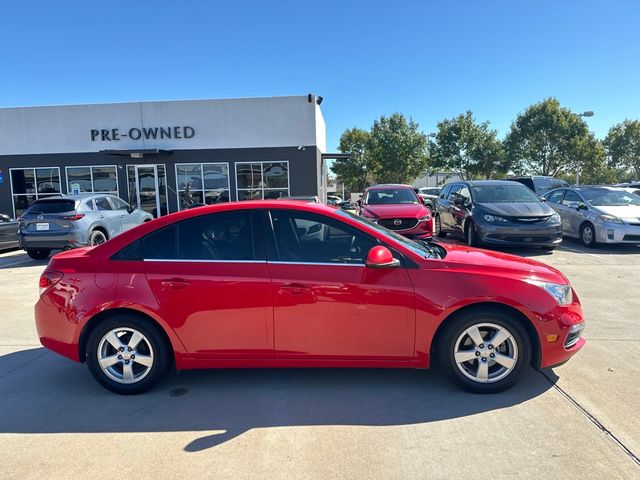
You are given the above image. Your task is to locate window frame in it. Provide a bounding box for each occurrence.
[174,162,231,210]
[9,167,62,218]
[235,161,290,201]
[65,165,119,196]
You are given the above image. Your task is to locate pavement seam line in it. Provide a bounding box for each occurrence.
[0,350,50,379]
[539,370,640,469]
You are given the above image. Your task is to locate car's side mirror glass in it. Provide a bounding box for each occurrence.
[365,246,400,269]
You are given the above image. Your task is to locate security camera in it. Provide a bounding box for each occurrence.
[316,96,323,105]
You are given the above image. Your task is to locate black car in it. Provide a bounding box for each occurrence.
[0,213,20,251]
[434,180,563,250]
[507,176,570,196]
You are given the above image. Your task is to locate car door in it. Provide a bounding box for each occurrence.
[108,196,137,232]
[266,209,416,359]
[142,209,273,357]
[93,196,121,237]
[0,215,19,249]
[560,190,586,237]
[451,185,471,237]
[545,189,570,235]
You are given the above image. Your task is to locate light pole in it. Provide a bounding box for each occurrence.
[427,133,437,186]
[575,111,594,185]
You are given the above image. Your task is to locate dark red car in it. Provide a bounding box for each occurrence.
[358,184,433,239]
[35,201,584,395]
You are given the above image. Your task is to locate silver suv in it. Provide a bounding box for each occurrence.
[19,194,153,259]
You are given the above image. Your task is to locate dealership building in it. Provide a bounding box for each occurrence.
[0,95,329,218]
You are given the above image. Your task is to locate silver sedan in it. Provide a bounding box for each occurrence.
[543,186,640,247]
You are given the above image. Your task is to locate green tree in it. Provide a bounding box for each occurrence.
[431,111,506,179]
[367,113,429,184]
[604,120,640,179]
[505,98,604,179]
[332,128,375,191]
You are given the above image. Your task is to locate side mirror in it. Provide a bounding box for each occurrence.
[365,246,400,269]
[127,205,135,214]
[0,214,10,222]
[578,202,587,210]
[452,196,464,206]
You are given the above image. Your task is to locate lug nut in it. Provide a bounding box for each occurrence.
[117,355,122,360]
[128,347,132,352]
[131,355,135,359]
[119,347,124,352]
[125,360,130,364]
[488,344,493,350]
[475,351,481,357]
[490,353,495,358]
[481,357,487,362]
[479,344,484,349]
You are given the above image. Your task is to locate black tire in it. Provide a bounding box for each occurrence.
[89,229,108,246]
[86,314,172,395]
[436,307,532,393]
[580,222,597,248]
[466,221,479,247]
[435,214,447,238]
[27,249,51,260]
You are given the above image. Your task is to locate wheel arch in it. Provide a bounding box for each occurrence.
[78,307,176,363]
[430,301,541,369]
[90,224,109,240]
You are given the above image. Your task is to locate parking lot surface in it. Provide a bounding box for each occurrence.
[1,240,639,479]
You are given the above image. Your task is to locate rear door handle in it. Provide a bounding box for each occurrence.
[279,283,310,295]
[161,278,191,289]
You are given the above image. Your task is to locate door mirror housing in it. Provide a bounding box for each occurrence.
[578,202,588,210]
[127,205,135,214]
[365,246,400,269]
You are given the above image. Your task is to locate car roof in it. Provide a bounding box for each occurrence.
[366,184,414,190]
[455,180,528,187]
[34,193,114,202]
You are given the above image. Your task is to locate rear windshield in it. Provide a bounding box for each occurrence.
[471,184,541,203]
[25,199,76,214]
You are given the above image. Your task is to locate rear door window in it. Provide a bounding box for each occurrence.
[94,197,113,211]
[545,190,565,204]
[25,200,75,214]
[562,191,582,206]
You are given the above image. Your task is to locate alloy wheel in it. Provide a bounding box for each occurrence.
[453,322,518,383]
[91,231,107,246]
[582,225,594,246]
[97,328,155,384]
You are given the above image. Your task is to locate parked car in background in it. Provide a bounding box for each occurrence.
[543,186,640,247]
[508,176,570,196]
[19,194,153,259]
[0,213,19,251]
[359,184,432,239]
[435,180,562,250]
[277,195,321,203]
[35,200,584,395]
[326,195,343,206]
[413,187,441,212]
[614,183,640,197]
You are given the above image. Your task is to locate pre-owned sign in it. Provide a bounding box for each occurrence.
[90,126,195,141]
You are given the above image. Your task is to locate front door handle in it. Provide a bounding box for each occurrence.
[161,278,191,289]
[279,283,310,295]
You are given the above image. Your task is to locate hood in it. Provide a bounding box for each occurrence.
[478,202,553,218]
[362,203,429,219]
[440,244,568,284]
[593,204,640,222]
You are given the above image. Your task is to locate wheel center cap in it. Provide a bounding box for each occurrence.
[122,352,132,360]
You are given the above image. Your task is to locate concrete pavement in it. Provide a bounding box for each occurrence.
[0,244,639,479]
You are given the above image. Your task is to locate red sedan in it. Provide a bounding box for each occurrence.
[35,201,584,395]
[358,184,433,239]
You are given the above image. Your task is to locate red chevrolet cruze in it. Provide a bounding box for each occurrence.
[35,201,584,395]
[358,184,433,239]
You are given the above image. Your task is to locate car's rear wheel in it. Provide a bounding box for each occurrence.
[437,307,531,393]
[580,222,597,248]
[86,314,172,394]
[435,215,447,237]
[27,249,51,260]
[89,230,108,246]
[466,221,479,247]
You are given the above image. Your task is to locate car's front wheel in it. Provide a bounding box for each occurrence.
[466,221,479,247]
[27,249,51,260]
[437,307,531,393]
[580,222,597,248]
[86,314,172,394]
[435,215,447,237]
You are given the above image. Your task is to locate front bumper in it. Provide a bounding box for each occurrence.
[594,221,640,244]
[476,222,563,247]
[538,298,585,368]
[373,218,433,240]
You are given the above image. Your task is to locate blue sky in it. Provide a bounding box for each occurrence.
[1,0,639,151]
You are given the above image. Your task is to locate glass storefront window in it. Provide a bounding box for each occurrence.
[66,165,118,195]
[176,163,230,210]
[236,161,289,200]
[10,167,62,217]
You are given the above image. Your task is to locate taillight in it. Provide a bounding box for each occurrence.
[39,270,63,295]
[63,214,85,221]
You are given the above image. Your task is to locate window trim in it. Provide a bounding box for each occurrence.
[65,165,119,196]
[234,161,290,201]
[174,162,231,210]
[9,167,62,218]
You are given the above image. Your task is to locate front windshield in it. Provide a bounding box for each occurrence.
[366,189,419,205]
[335,209,442,259]
[581,189,640,207]
[471,184,540,203]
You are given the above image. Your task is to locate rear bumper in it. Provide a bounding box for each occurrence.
[476,223,563,247]
[35,296,82,362]
[19,232,88,250]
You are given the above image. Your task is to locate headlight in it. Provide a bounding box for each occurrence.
[419,214,431,221]
[483,214,508,223]
[548,212,561,223]
[526,279,573,305]
[599,214,624,224]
